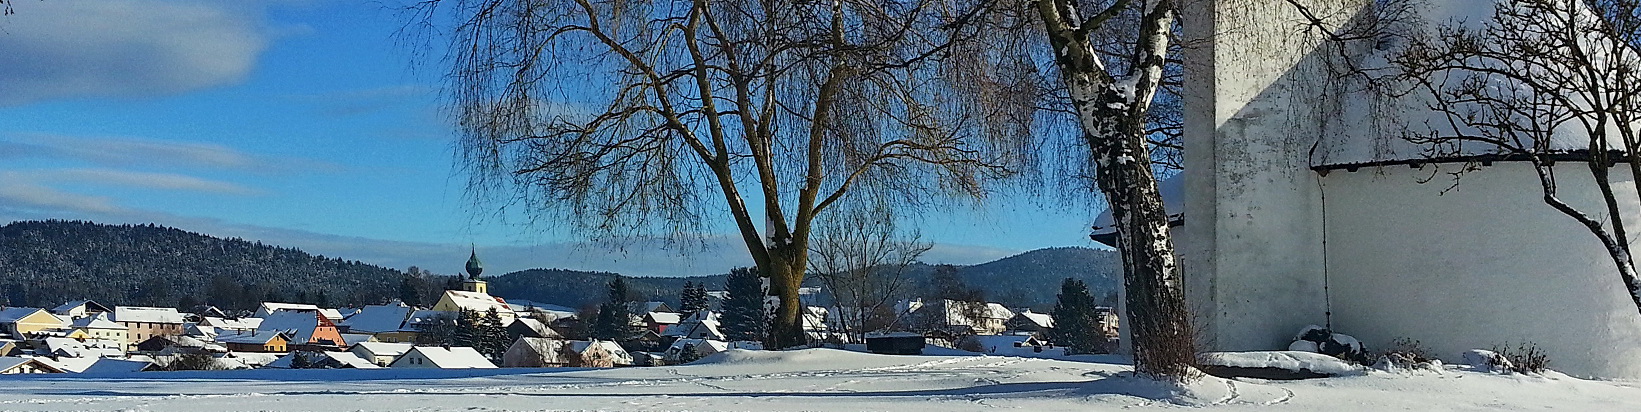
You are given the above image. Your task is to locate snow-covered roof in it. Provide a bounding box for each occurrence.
[513,337,571,363]
[1013,311,1055,329]
[350,342,413,358]
[644,312,681,324]
[50,300,109,315]
[625,301,672,314]
[403,310,457,330]
[113,306,185,324]
[0,307,56,324]
[509,318,562,338]
[439,290,513,314]
[256,310,334,344]
[267,351,381,369]
[401,346,496,368]
[593,340,632,365]
[339,304,412,334]
[39,337,122,359]
[255,303,344,320]
[79,358,151,374]
[200,317,263,330]
[662,311,725,340]
[0,356,64,373]
[217,330,287,345]
[70,313,124,330]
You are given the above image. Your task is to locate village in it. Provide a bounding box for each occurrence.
[0,251,1120,375]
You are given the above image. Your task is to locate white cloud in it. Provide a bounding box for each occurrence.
[0,181,127,216]
[0,0,265,106]
[1,133,340,173]
[17,169,262,196]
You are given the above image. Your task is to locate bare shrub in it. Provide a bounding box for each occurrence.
[1491,342,1550,374]
[1374,337,1438,370]
[150,352,220,371]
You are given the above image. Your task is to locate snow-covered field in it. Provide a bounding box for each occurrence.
[5,349,1641,411]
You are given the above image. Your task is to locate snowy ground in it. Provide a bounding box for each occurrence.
[4,349,1641,411]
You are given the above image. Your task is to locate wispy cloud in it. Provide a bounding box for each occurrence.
[0,133,341,173]
[0,181,128,216]
[0,0,267,106]
[12,169,263,196]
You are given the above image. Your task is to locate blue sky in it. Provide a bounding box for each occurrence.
[0,0,1100,277]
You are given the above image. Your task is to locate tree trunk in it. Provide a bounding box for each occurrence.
[1035,0,1196,380]
[764,245,809,349]
[1535,162,1641,312]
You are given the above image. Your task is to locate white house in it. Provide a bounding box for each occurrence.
[348,342,413,367]
[1178,0,1641,378]
[388,346,495,369]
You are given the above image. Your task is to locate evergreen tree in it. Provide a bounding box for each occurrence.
[454,310,482,348]
[479,308,511,360]
[591,302,628,340]
[720,267,767,342]
[290,352,313,369]
[678,342,702,364]
[1050,278,1101,354]
[608,275,632,307]
[679,281,708,315]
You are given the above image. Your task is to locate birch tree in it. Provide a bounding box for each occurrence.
[405,0,1033,349]
[1031,0,1196,379]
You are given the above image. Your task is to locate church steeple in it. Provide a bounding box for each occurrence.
[465,245,484,279]
[462,246,488,294]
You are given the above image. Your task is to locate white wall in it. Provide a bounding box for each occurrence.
[1322,163,1641,378]
[1183,0,1365,351]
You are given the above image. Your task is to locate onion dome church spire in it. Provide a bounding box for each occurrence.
[462,246,489,294]
[465,245,484,279]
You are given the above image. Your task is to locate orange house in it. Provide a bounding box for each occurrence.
[257,309,346,349]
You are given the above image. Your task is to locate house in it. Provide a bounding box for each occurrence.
[256,309,346,349]
[0,357,65,374]
[267,351,380,369]
[348,342,413,367]
[507,318,562,340]
[502,337,571,367]
[388,346,495,369]
[216,331,290,353]
[432,290,516,324]
[37,337,123,359]
[50,300,111,320]
[69,313,128,348]
[135,335,224,355]
[337,303,412,334]
[642,312,680,334]
[900,299,1015,335]
[113,306,186,350]
[589,340,632,366]
[0,307,65,338]
[254,303,344,321]
[663,338,727,363]
[182,323,218,341]
[505,299,579,321]
[0,339,19,356]
[340,333,377,345]
[198,316,263,333]
[662,311,725,341]
[1005,310,1055,334]
[375,309,456,343]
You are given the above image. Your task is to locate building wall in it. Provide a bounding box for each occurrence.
[123,322,184,350]
[1322,163,1641,378]
[1182,0,1366,352]
[6,311,65,337]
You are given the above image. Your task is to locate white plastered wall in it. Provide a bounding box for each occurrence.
[1322,163,1641,378]
[1182,0,1363,352]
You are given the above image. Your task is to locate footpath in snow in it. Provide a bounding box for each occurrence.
[3,348,1641,411]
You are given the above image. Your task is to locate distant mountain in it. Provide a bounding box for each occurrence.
[0,220,1120,313]
[0,220,409,310]
[487,246,1122,311]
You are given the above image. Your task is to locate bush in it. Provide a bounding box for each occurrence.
[151,352,220,371]
[1373,337,1438,370]
[1491,342,1549,374]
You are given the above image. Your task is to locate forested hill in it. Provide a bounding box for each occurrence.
[0,220,406,310]
[489,246,1122,311]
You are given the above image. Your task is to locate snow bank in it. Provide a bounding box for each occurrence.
[1199,351,1363,375]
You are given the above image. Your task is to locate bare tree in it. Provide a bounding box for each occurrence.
[1029,0,1196,380]
[809,202,931,343]
[1349,0,1641,312]
[404,0,1034,349]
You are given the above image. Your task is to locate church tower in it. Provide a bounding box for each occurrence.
[462,246,487,294]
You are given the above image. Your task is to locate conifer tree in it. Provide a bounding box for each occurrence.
[680,281,709,316]
[720,267,767,342]
[1050,278,1101,354]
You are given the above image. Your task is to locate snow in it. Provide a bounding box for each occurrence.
[1198,351,1363,376]
[254,303,344,320]
[113,306,184,324]
[7,348,1641,410]
[336,304,411,334]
